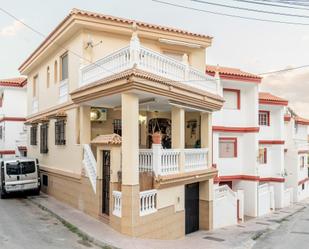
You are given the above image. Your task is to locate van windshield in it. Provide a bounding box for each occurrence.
[6,161,36,175]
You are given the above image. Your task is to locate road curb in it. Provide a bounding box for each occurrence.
[28,196,120,249]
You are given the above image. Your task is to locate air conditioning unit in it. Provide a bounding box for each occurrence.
[90,108,107,122]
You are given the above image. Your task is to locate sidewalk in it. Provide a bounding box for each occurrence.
[28,194,308,249]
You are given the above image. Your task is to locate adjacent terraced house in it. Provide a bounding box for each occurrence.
[0,77,27,157]
[19,9,224,239]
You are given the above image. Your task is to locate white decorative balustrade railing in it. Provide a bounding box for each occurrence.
[82,144,97,193]
[140,189,157,216]
[160,149,181,175]
[139,149,153,172]
[215,185,237,202]
[79,41,218,94]
[112,191,122,217]
[139,146,209,176]
[184,148,208,172]
[80,46,131,86]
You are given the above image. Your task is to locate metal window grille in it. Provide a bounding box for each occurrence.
[113,119,122,136]
[55,119,66,145]
[40,123,49,154]
[30,126,37,145]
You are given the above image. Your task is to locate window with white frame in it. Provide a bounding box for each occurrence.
[60,53,68,81]
[258,148,267,164]
[223,89,240,110]
[259,111,270,126]
[219,138,237,158]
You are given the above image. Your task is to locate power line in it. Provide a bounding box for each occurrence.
[191,0,309,19]
[258,64,309,75]
[152,0,309,25]
[259,0,309,7]
[233,0,309,11]
[1,5,309,82]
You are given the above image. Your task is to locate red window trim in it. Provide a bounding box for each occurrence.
[259,110,270,126]
[219,137,237,157]
[223,88,241,110]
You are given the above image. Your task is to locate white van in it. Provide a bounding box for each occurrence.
[0,157,41,198]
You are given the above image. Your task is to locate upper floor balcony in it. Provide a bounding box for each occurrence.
[79,33,218,96]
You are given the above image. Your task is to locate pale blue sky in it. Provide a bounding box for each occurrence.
[1,0,309,115]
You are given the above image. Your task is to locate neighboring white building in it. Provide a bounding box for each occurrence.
[258,92,293,209]
[207,65,263,228]
[284,109,309,202]
[0,77,27,157]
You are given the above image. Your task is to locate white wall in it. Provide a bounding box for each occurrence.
[213,194,237,229]
[212,80,258,127]
[0,87,27,154]
[233,180,258,217]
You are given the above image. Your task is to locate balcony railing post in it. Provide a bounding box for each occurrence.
[129,29,141,67]
[182,53,189,81]
[152,144,162,176]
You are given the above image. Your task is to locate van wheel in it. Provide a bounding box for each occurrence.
[0,190,6,199]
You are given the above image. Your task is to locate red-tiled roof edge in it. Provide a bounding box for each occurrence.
[0,77,27,88]
[295,116,309,125]
[259,92,288,106]
[206,65,262,83]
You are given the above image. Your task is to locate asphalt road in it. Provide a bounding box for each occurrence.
[253,204,309,249]
[0,195,100,249]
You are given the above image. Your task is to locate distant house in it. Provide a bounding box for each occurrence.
[0,77,27,157]
[284,108,309,202]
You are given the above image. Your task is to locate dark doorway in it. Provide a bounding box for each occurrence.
[102,150,111,215]
[185,182,199,234]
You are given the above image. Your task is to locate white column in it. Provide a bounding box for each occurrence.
[201,112,212,168]
[121,93,139,185]
[172,106,185,171]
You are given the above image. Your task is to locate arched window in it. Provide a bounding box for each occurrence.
[54,60,58,83]
[46,66,50,88]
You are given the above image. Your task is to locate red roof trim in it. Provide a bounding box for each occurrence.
[259,99,288,106]
[298,150,309,154]
[0,78,27,88]
[215,175,285,183]
[207,71,261,83]
[17,146,27,151]
[259,140,285,145]
[0,117,26,123]
[213,126,260,133]
[0,150,15,155]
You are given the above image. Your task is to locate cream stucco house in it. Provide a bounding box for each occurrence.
[19,9,224,239]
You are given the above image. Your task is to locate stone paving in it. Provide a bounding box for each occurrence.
[28,194,308,249]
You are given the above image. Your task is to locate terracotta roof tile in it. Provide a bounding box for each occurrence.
[0,77,27,87]
[91,134,122,145]
[206,65,262,83]
[259,92,288,106]
[71,8,212,39]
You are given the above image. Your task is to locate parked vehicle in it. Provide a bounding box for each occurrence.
[0,158,40,198]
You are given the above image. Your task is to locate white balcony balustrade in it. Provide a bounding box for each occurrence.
[184,148,208,172]
[112,191,122,217]
[139,146,209,176]
[79,34,218,94]
[140,189,157,216]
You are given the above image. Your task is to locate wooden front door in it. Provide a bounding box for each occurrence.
[185,182,199,234]
[102,150,111,215]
